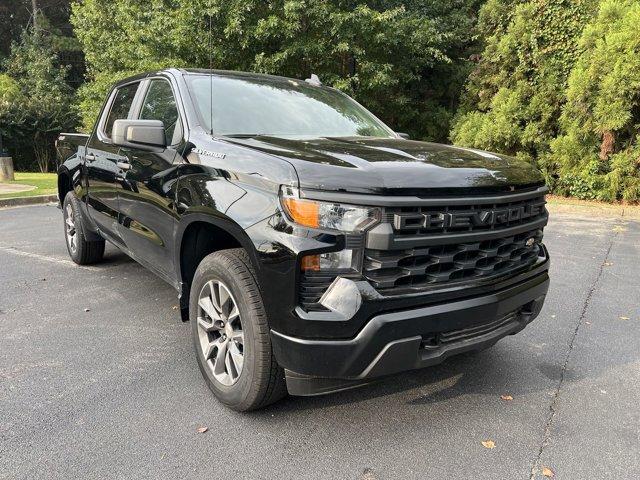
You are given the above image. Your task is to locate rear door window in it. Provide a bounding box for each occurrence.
[103,83,139,138]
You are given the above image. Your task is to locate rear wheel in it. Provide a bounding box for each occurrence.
[63,192,105,265]
[190,248,286,411]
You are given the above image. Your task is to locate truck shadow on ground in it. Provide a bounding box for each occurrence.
[98,247,137,267]
[254,340,588,416]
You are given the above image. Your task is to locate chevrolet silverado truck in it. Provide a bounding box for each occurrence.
[56,69,550,411]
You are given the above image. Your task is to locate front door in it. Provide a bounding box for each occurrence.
[117,78,184,278]
[85,81,140,245]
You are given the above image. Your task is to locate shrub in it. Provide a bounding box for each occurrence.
[549,0,640,202]
[0,30,78,172]
[451,0,597,157]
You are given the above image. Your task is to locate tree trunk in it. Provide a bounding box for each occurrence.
[599,131,615,160]
[0,156,15,181]
[31,0,39,32]
[33,132,50,173]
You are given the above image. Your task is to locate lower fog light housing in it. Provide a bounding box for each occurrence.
[321,249,354,270]
[318,277,362,319]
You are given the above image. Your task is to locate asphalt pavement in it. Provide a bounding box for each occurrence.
[1,203,639,479]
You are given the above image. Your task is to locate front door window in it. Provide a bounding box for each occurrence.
[139,80,181,145]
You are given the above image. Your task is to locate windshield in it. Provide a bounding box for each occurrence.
[185,74,394,138]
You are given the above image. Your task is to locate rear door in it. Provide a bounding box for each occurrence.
[117,77,185,279]
[85,81,141,244]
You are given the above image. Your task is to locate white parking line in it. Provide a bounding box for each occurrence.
[0,245,101,271]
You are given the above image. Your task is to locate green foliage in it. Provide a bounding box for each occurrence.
[549,0,640,202]
[72,0,482,139]
[5,0,637,202]
[0,74,20,105]
[451,0,640,202]
[0,30,78,172]
[451,0,597,159]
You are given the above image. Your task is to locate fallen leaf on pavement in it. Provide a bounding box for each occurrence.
[542,466,555,477]
[361,467,376,480]
[196,426,208,433]
[500,395,513,401]
[481,440,495,449]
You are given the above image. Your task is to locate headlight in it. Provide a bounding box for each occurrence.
[279,186,380,232]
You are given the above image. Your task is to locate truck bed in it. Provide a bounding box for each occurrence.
[55,132,89,164]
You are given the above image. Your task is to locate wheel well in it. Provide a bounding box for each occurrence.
[58,172,71,204]
[179,221,242,291]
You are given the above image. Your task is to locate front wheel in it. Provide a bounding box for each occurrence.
[63,192,105,265]
[190,248,287,411]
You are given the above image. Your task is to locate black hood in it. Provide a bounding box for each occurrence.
[226,136,545,195]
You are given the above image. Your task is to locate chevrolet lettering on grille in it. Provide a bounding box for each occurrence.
[393,201,546,231]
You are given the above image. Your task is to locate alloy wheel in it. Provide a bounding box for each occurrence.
[197,279,245,386]
[65,203,77,253]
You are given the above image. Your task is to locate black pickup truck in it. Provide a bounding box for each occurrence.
[56,68,549,411]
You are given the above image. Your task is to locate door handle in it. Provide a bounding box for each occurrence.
[85,153,96,161]
[116,161,131,171]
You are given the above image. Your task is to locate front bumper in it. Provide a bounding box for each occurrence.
[271,269,549,396]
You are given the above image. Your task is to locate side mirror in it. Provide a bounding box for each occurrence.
[112,119,166,151]
[396,132,410,140]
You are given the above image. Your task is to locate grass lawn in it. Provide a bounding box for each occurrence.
[0,172,58,199]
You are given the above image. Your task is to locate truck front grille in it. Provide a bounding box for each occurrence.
[298,187,549,308]
[364,228,543,293]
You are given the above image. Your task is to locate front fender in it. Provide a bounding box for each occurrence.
[173,212,259,277]
[172,165,285,289]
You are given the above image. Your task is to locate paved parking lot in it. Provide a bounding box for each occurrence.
[1,203,639,479]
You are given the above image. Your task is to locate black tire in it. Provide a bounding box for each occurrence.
[190,248,287,411]
[63,192,105,265]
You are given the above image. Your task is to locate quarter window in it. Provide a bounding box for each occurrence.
[140,79,181,145]
[104,83,139,138]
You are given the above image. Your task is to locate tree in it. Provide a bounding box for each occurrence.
[0,29,78,172]
[450,0,598,163]
[550,0,640,201]
[72,0,482,140]
[450,0,640,202]
[1,1,77,60]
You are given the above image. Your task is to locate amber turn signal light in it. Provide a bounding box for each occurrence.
[281,196,320,228]
[300,254,320,271]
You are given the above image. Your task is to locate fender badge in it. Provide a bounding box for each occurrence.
[192,148,226,159]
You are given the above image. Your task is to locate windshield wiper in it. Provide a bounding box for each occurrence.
[223,133,267,138]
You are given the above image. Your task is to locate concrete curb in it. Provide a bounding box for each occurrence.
[0,194,59,208]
